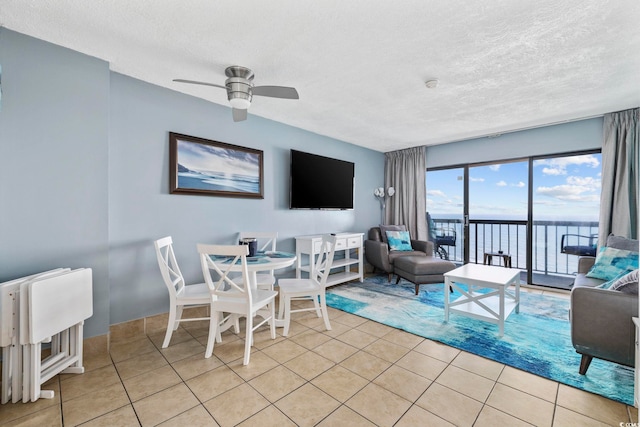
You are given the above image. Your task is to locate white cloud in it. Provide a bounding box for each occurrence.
[496,180,507,187]
[533,199,566,206]
[542,167,565,176]
[535,154,600,176]
[427,190,446,198]
[511,181,525,187]
[469,177,485,182]
[536,184,599,202]
[535,172,601,204]
[489,165,500,172]
[566,176,601,189]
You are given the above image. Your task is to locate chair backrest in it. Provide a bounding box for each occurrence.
[197,243,251,302]
[312,234,338,287]
[238,232,278,252]
[368,227,383,242]
[426,212,437,241]
[154,236,185,300]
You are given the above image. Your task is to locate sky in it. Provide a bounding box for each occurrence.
[177,140,260,177]
[426,153,602,221]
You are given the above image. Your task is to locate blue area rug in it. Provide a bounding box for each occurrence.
[326,274,634,405]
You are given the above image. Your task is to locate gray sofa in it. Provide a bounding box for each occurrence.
[570,235,639,374]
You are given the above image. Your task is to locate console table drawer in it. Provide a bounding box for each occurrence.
[347,236,361,247]
[334,238,347,249]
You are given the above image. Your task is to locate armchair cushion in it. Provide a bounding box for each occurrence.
[386,230,413,251]
[586,246,638,281]
[379,224,406,244]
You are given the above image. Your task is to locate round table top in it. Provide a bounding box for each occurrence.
[209,251,296,271]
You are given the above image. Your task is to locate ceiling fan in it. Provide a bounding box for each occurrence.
[173,65,299,122]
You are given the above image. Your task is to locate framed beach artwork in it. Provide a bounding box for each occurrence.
[169,132,264,198]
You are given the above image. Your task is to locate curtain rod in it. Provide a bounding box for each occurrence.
[455,113,607,143]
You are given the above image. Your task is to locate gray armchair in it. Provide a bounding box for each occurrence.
[570,234,639,375]
[364,227,431,281]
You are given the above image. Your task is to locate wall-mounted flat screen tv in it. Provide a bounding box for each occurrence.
[290,149,355,210]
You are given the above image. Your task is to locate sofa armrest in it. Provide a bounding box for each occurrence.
[577,256,595,274]
[570,287,638,367]
[411,239,433,256]
[364,240,392,273]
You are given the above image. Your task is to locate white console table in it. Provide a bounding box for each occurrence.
[295,233,364,287]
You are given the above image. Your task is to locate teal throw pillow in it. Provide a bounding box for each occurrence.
[386,230,412,251]
[586,246,639,281]
[379,224,406,244]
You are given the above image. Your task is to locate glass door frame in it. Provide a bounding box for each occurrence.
[427,149,601,288]
[426,165,469,264]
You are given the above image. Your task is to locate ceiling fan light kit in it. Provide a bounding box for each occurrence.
[424,79,439,89]
[174,65,299,122]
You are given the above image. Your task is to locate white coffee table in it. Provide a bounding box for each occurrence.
[444,263,520,336]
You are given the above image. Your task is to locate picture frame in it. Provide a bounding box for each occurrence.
[169,132,264,198]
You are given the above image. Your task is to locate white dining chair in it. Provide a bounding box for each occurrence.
[277,234,337,337]
[237,232,278,290]
[198,243,278,365]
[154,236,215,348]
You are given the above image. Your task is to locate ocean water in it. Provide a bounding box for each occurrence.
[178,171,260,194]
[431,214,599,276]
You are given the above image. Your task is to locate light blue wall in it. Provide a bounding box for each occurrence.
[0,29,384,337]
[426,118,603,168]
[108,73,383,325]
[0,29,110,337]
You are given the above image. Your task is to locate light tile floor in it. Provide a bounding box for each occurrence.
[1,288,637,426]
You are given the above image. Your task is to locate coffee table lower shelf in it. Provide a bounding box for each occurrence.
[449,293,519,325]
[444,263,521,337]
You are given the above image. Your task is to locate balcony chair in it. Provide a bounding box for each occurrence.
[427,212,457,260]
[154,236,218,349]
[197,243,277,365]
[561,233,598,257]
[277,234,337,337]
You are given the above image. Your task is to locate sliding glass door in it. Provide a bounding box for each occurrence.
[426,150,601,289]
[468,160,528,272]
[426,167,465,262]
[531,152,601,289]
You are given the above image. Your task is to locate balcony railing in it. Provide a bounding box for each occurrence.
[431,217,599,287]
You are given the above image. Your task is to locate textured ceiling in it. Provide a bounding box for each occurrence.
[1,1,639,152]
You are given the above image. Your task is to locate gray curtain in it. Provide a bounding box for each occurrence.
[384,147,428,240]
[599,108,639,244]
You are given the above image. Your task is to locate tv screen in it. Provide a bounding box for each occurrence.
[290,150,355,210]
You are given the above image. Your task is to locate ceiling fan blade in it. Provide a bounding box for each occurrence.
[232,108,248,122]
[173,79,227,90]
[252,86,299,99]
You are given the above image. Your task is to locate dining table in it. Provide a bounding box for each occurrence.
[209,250,296,288]
[208,250,297,328]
